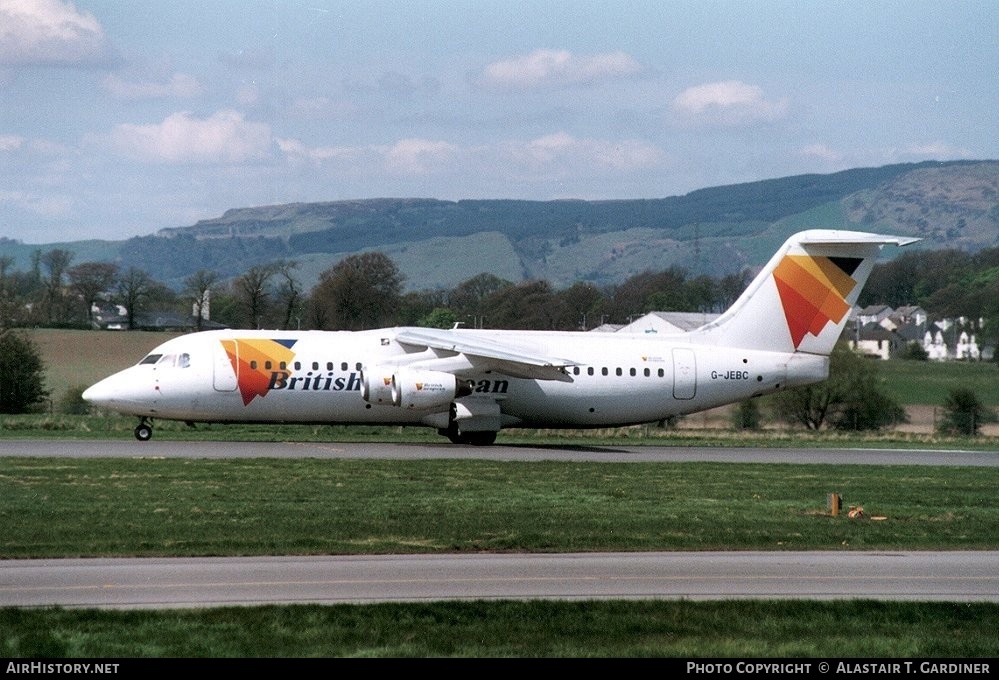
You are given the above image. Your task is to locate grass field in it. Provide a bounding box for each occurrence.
[6,329,999,658]
[2,457,997,657]
[4,601,997,658]
[2,457,997,558]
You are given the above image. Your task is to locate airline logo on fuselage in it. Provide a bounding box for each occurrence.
[772,254,861,348]
[220,338,363,405]
[221,338,298,405]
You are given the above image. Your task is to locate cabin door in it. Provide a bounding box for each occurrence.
[672,348,696,400]
[213,339,238,392]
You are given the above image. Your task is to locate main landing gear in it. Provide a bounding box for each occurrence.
[134,417,153,441]
[439,425,497,446]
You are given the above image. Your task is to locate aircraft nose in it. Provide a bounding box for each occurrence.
[82,368,161,417]
[82,379,115,408]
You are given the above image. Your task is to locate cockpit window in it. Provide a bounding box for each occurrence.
[139,354,162,365]
[150,353,191,368]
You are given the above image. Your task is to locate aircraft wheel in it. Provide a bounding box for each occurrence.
[134,423,153,441]
[461,430,497,446]
[439,425,495,445]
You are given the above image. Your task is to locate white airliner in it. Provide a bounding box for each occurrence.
[83,229,917,444]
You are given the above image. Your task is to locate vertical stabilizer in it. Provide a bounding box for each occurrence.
[692,230,919,355]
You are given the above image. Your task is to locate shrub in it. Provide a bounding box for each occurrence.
[937,388,998,436]
[0,330,50,414]
[899,341,929,361]
[59,384,91,415]
[731,399,762,430]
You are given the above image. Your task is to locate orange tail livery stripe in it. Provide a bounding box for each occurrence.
[773,254,862,348]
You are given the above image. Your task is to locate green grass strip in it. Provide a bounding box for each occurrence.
[2,458,996,558]
[3,600,997,657]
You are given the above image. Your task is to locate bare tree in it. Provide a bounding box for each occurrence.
[68,262,118,326]
[0,255,14,329]
[184,269,219,331]
[235,264,278,329]
[39,249,74,324]
[274,261,302,330]
[116,267,152,330]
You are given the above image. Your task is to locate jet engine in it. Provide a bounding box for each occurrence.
[360,366,395,404]
[390,368,472,409]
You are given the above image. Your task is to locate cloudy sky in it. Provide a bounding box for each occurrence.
[1,0,996,244]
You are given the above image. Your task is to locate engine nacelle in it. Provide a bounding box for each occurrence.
[360,365,396,404]
[391,368,471,410]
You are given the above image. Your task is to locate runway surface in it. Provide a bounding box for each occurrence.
[4,551,998,609]
[2,439,996,609]
[1,438,997,465]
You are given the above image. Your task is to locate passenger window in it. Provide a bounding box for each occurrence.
[279,361,287,370]
[265,361,272,370]
[629,368,636,377]
[572,367,580,375]
[658,368,665,377]
[312,362,319,370]
[355,362,362,370]
[587,367,594,376]
[250,360,257,370]
[644,368,650,377]
[294,362,301,370]
[601,367,608,376]
[327,362,334,370]
[341,362,348,371]
[616,368,622,376]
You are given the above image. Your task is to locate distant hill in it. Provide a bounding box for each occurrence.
[5,160,997,292]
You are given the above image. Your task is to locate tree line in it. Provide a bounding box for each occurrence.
[2,246,997,434]
[0,249,753,333]
[3,241,999,338]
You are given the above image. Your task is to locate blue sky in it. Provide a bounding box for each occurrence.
[1,0,996,244]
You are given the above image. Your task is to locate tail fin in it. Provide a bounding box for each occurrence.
[694,229,919,355]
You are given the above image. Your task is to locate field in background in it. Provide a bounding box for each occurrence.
[22,328,999,435]
[27,329,182,409]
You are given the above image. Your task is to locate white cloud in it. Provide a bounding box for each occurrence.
[672,80,788,125]
[800,143,843,162]
[481,49,644,89]
[903,141,972,159]
[109,110,273,164]
[0,189,71,218]
[277,137,361,164]
[275,131,664,182]
[0,0,112,66]
[101,73,202,100]
[510,132,664,171]
[0,134,25,151]
[381,138,459,174]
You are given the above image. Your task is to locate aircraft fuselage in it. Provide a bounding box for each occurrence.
[84,327,819,429]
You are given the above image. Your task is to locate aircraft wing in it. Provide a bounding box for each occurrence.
[394,327,578,381]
